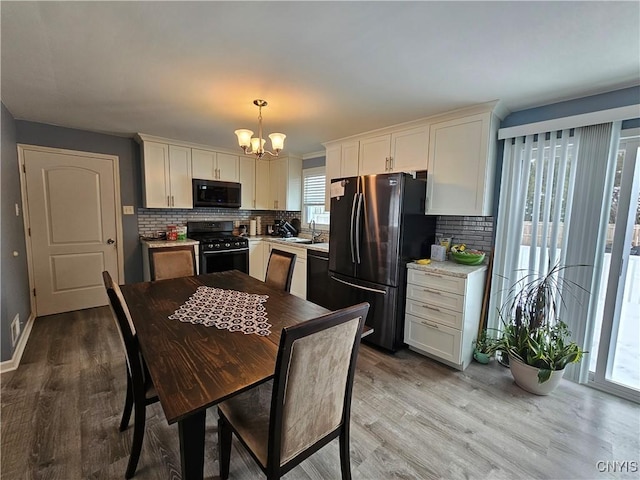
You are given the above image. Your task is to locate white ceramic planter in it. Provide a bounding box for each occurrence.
[508,355,565,395]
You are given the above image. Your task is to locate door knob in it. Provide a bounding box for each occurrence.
[107,238,115,245]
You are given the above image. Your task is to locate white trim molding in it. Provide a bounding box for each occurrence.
[498,104,640,140]
[0,313,35,374]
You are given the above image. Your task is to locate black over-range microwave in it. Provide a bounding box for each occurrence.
[192,179,242,208]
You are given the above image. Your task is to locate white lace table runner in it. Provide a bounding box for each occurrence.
[169,286,271,336]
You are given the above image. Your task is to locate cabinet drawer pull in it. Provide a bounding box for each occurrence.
[421,320,439,329]
[422,304,441,312]
[423,288,441,295]
[167,195,171,207]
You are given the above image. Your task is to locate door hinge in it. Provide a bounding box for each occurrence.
[33,288,36,297]
[22,164,26,173]
[28,227,31,236]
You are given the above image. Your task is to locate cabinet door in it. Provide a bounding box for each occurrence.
[239,156,256,209]
[427,112,492,215]
[191,149,216,180]
[341,141,360,177]
[291,257,307,299]
[217,152,240,182]
[255,160,271,210]
[284,156,302,211]
[270,158,287,210]
[391,125,429,173]
[249,241,265,281]
[405,313,462,365]
[359,134,391,175]
[143,141,170,208]
[168,145,193,208]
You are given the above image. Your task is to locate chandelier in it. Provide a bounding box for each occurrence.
[234,99,286,159]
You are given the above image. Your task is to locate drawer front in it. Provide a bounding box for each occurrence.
[405,298,463,330]
[404,314,461,364]
[407,269,465,295]
[406,283,464,312]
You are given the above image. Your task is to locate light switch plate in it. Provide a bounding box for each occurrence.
[123,205,135,215]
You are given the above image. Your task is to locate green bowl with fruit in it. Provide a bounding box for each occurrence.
[450,248,485,265]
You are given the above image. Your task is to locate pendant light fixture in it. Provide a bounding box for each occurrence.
[234,99,286,159]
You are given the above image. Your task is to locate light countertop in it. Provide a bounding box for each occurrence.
[141,239,199,248]
[407,260,487,278]
[247,236,329,253]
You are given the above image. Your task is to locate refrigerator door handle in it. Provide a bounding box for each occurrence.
[355,193,364,264]
[349,192,359,263]
[330,275,387,294]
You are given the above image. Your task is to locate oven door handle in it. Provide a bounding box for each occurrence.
[201,248,250,254]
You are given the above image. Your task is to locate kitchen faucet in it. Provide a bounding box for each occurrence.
[309,220,322,243]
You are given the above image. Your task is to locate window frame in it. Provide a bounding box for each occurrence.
[302,166,330,228]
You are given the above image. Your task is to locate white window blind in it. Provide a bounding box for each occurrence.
[303,167,330,226]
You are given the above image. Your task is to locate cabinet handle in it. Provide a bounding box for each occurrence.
[423,288,441,295]
[422,304,441,312]
[385,157,389,171]
[421,320,439,329]
[389,156,393,171]
[171,195,175,207]
[167,195,171,207]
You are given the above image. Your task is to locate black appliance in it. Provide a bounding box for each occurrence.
[307,249,332,309]
[187,221,249,274]
[192,179,241,208]
[328,173,436,351]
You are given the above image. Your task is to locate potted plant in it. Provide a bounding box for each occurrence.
[491,264,586,395]
[472,329,495,364]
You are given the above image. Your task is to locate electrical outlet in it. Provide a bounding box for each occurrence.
[11,314,20,347]
[122,205,135,215]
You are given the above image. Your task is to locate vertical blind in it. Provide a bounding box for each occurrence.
[488,129,580,331]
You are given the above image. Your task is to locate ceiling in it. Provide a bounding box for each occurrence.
[2,1,639,156]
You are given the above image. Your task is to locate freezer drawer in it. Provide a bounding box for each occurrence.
[404,313,461,365]
[329,272,402,351]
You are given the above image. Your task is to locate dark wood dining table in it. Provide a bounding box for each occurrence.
[120,270,332,480]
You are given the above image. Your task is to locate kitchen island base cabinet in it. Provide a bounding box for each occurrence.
[404,263,487,370]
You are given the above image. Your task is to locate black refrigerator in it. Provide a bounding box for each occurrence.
[328,173,436,351]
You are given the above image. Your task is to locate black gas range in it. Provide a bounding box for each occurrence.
[187,221,249,274]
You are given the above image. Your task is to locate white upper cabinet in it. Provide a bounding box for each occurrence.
[239,155,256,209]
[353,125,430,176]
[325,141,360,209]
[255,159,271,210]
[191,148,239,182]
[391,125,430,173]
[142,141,192,208]
[426,111,497,216]
[269,156,302,211]
[359,135,391,175]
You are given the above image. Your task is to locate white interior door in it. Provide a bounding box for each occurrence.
[22,146,121,316]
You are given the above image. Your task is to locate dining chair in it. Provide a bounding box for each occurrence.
[264,248,297,293]
[148,245,197,281]
[102,271,159,479]
[217,302,370,480]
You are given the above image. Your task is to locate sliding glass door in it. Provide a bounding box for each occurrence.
[589,133,640,402]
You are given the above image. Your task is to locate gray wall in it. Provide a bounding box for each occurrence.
[15,121,144,284]
[1,103,31,362]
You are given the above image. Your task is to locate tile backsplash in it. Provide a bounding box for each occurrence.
[137,208,300,236]
[434,215,494,252]
[138,209,494,252]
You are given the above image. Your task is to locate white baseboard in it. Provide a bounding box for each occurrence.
[1,313,35,374]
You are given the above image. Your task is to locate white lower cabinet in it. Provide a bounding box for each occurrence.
[249,240,266,281]
[404,264,487,370]
[266,242,307,299]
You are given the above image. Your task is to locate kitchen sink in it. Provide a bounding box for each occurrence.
[281,237,312,244]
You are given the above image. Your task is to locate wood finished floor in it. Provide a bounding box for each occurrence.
[2,307,639,480]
